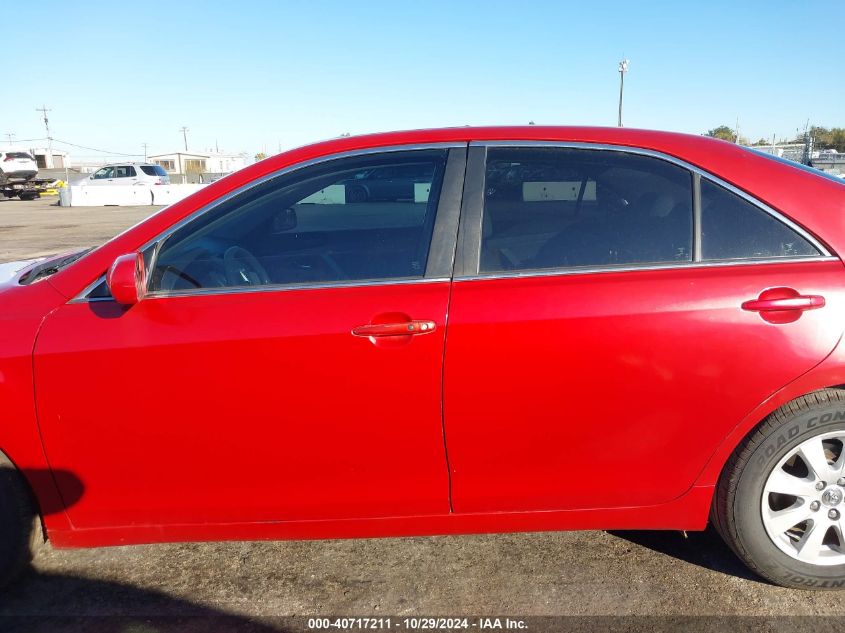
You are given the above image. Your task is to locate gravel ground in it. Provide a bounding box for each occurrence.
[0,196,841,631]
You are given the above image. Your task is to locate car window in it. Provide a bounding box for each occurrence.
[4,152,34,160]
[149,149,448,292]
[479,147,693,273]
[700,179,821,260]
[140,165,168,177]
[92,167,114,179]
[114,166,137,178]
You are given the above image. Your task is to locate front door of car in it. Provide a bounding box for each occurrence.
[34,146,466,528]
[89,166,114,185]
[444,144,845,513]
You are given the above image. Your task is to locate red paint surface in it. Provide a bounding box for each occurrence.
[0,126,841,546]
[35,284,451,527]
[444,261,845,512]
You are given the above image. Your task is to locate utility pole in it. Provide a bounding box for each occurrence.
[802,119,812,165]
[142,143,149,161]
[36,105,52,168]
[735,116,740,144]
[4,132,14,145]
[180,126,189,151]
[617,59,629,127]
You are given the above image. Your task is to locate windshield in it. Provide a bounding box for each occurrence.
[4,152,34,160]
[746,148,845,185]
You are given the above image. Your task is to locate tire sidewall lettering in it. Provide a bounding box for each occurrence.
[739,403,845,585]
[755,411,845,469]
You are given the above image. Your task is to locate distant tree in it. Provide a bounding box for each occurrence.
[811,126,845,153]
[832,129,845,153]
[753,138,770,146]
[706,126,737,142]
[254,152,267,162]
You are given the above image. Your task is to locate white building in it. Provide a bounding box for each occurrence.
[29,147,70,169]
[148,150,250,183]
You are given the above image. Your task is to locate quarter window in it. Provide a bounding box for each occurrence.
[149,150,448,292]
[479,148,693,272]
[700,179,820,260]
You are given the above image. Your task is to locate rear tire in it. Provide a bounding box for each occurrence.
[0,461,42,589]
[713,389,845,589]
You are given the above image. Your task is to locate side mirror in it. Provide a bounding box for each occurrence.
[272,207,298,233]
[107,252,146,306]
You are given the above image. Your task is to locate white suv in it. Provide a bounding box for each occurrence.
[0,150,38,184]
[81,163,170,186]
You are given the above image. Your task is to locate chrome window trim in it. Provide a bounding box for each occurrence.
[147,276,451,300]
[454,255,839,283]
[470,140,832,261]
[72,142,465,303]
[72,275,451,303]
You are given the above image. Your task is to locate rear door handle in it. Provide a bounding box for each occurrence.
[352,320,436,338]
[742,295,825,312]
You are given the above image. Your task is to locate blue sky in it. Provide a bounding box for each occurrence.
[4,1,843,161]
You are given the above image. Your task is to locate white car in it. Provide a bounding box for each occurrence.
[81,163,170,186]
[0,150,38,184]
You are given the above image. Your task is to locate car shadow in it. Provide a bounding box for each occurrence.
[608,527,765,584]
[1,466,293,632]
[2,569,291,633]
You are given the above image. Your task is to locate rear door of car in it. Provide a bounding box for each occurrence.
[443,143,845,514]
[34,144,466,528]
[113,165,139,184]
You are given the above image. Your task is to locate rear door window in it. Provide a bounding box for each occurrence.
[479,147,693,272]
[113,166,137,178]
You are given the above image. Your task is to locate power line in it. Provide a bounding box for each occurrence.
[50,138,143,157]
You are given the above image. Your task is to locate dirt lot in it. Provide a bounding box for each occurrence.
[1,197,842,631]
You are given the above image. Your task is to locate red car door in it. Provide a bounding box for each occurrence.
[444,144,845,513]
[33,146,465,528]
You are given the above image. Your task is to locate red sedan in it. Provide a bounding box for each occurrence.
[2,127,845,590]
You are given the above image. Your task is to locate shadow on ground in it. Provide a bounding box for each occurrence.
[1,569,290,633]
[608,526,764,584]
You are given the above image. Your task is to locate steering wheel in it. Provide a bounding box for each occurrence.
[158,265,202,289]
[223,246,271,287]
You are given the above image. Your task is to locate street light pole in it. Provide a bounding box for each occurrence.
[617,59,629,127]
